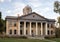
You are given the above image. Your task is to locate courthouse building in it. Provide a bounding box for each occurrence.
[6,5,55,37]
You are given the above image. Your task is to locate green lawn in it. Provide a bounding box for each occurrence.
[0,38,60,42]
[0,38,49,42]
[49,38,60,42]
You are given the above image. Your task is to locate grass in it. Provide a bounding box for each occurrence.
[48,38,60,42]
[0,38,50,42]
[0,38,60,42]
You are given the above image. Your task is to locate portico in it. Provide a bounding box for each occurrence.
[19,21,49,36]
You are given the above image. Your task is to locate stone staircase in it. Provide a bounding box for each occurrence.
[27,35,56,42]
[28,36,44,39]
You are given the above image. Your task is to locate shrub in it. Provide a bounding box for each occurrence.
[0,35,27,39]
[44,35,55,39]
[55,28,60,38]
[19,36,27,39]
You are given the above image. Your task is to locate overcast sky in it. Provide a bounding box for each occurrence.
[0,0,60,20]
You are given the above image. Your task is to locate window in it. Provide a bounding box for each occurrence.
[9,21,12,27]
[31,30,33,33]
[51,24,54,28]
[47,30,49,35]
[14,23,16,26]
[26,22,29,28]
[31,30,34,37]
[14,30,17,34]
[33,15,35,17]
[38,23,41,28]
[9,21,16,27]
[20,30,22,35]
[32,23,35,28]
[14,22,16,27]
[26,24,28,28]
[27,8,30,10]
[20,24,23,28]
[20,22,24,28]
[9,30,12,34]
[32,24,34,28]
[47,24,49,28]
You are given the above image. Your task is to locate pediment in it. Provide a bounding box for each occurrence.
[20,12,47,21]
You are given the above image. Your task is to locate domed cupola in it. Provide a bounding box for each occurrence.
[23,5,32,15]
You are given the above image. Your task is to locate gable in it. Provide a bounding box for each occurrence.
[20,12,47,21]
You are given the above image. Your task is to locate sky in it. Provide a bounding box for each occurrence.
[0,0,60,20]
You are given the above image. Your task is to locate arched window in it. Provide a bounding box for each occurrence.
[10,30,12,34]
[14,30,17,34]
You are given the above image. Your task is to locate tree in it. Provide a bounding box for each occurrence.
[54,1,60,38]
[57,17,60,28]
[0,12,1,19]
[54,1,60,14]
[0,12,5,34]
[55,28,60,38]
[54,1,60,28]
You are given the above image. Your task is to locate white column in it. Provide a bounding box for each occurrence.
[6,21,9,35]
[24,21,26,35]
[45,23,48,35]
[30,22,31,35]
[41,23,43,35]
[18,21,20,35]
[12,29,14,35]
[49,24,51,35]
[36,22,38,35]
